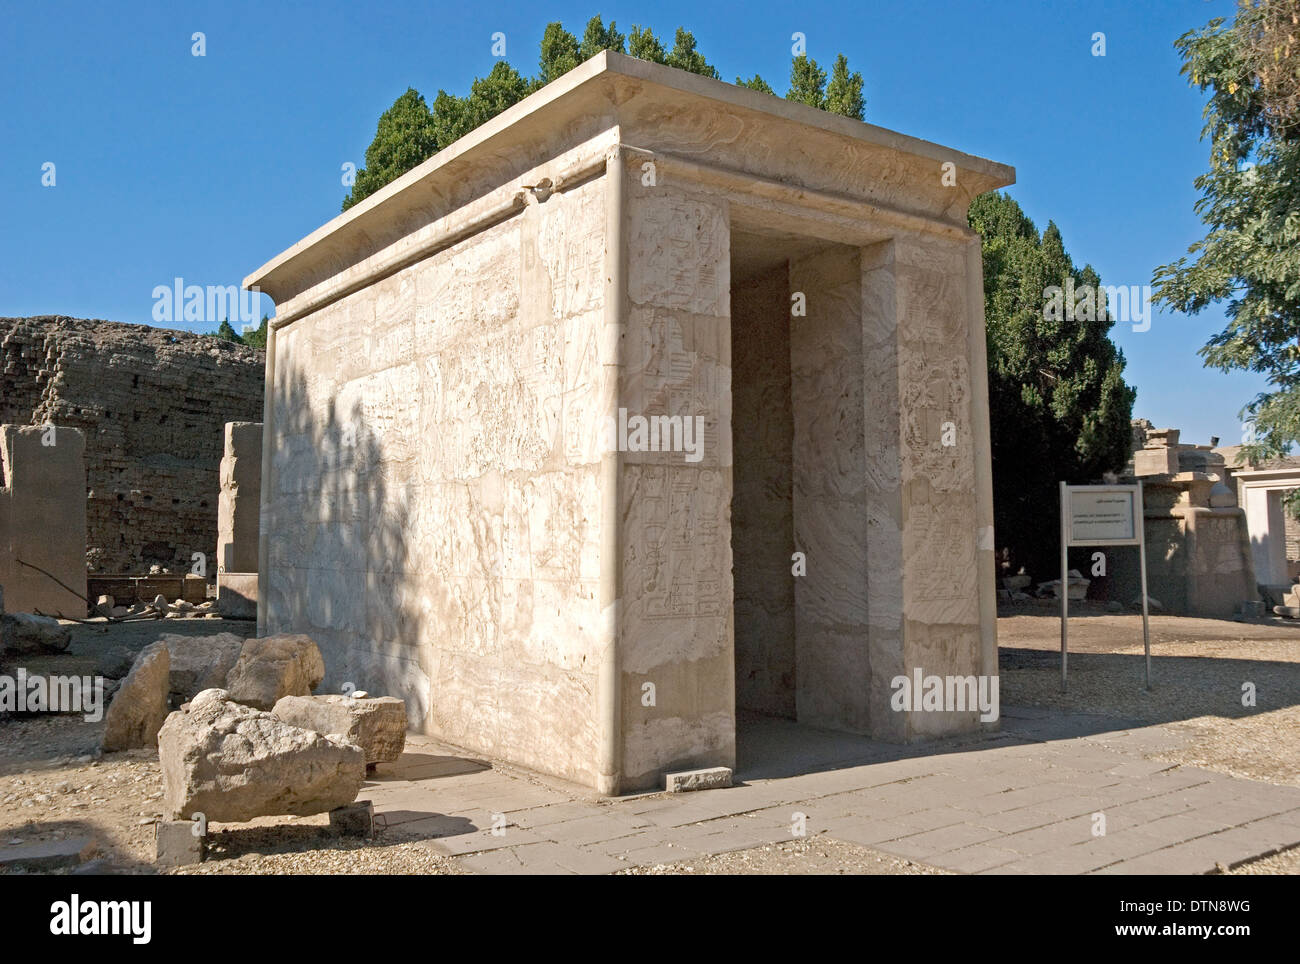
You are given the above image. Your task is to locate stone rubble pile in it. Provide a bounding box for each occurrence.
[96,630,407,828]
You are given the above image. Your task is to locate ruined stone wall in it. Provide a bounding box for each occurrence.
[266,174,609,787]
[0,317,265,574]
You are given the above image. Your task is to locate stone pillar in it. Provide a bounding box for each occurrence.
[0,425,87,616]
[618,172,735,792]
[789,246,871,733]
[216,421,262,618]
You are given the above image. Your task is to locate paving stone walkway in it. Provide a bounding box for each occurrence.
[362,707,1300,875]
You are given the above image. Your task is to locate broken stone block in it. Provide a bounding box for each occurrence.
[1134,447,1179,477]
[272,694,407,765]
[226,634,325,710]
[158,688,365,822]
[156,632,243,705]
[151,594,169,609]
[0,835,98,872]
[101,641,170,751]
[216,572,258,619]
[2,613,71,654]
[94,594,115,617]
[665,766,733,792]
[155,820,205,868]
[329,800,373,837]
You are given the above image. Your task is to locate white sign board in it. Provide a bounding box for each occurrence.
[1066,486,1140,546]
[1059,481,1151,691]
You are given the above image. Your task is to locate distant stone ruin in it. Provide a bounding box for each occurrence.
[0,316,264,574]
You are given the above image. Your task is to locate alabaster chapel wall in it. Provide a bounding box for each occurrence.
[253,51,1012,793]
[265,172,610,787]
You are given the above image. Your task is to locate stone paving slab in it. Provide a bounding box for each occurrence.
[363,713,1300,874]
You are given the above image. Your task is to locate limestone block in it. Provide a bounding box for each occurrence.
[158,688,365,822]
[101,641,170,751]
[0,424,86,617]
[216,571,258,619]
[226,634,325,709]
[2,613,72,654]
[665,767,733,792]
[272,694,407,765]
[155,820,204,868]
[1134,447,1179,477]
[157,632,244,704]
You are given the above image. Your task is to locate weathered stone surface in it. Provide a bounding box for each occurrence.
[665,766,733,792]
[0,425,87,616]
[272,695,407,765]
[217,422,262,574]
[226,634,324,710]
[101,641,170,751]
[216,571,258,619]
[158,688,365,822]
[157,632,244,704]
[3,613,72,654]
[155,820,205,868]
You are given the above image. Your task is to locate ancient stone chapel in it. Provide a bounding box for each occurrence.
[245,51,1014,793]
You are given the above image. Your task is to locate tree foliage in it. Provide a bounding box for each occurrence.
[341,18,869,209]
[970,192,1137,578]
[1152,0,1300,462]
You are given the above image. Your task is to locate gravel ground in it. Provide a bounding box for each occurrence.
[999,606,1300,788]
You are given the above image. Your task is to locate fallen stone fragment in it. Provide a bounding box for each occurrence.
[155,820,205,868]
[2,613,72,654]
[0,836,98,871]
[665,766,733,792]
[158,688,365,822]
[101,641,170,751]
[226,634,325,710]
[156,632,243,705]
[272,694,407,765]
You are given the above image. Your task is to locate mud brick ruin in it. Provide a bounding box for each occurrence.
[0,316,264,575]
[246,52,1014,794]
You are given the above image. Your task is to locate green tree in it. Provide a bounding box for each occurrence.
[1152,1,1300,463]
[242,314,269,350]
[340,20,870,208]
[579,15,625,59]
[824,53,865,120]
[787,54,827,108]
[665,28,719,78]
[970,192,1137,578]
[736,74,775,95]
[539,21,582,84]
[213,318,242,344]
[628,24,668,63]
[342,88,439,211]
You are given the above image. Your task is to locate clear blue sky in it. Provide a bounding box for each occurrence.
[0,0,1263,447]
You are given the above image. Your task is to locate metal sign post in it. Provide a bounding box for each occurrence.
[1059,482,1152,692]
